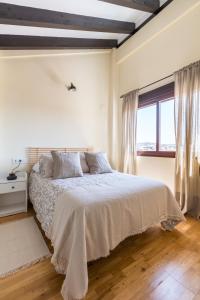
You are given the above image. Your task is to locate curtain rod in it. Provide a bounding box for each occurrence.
[120,73,174,99]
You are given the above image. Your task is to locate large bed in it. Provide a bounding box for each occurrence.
[28,148,185,300]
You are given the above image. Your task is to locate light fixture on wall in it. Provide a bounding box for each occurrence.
[65,82,77,92]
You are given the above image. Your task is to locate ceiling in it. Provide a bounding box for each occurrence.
[0,0,172,49]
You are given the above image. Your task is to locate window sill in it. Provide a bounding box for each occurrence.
[137,151,175,158]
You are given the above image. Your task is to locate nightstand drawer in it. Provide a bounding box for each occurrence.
[0,182,26,194]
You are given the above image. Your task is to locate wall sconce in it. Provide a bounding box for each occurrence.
[65,82,76,92]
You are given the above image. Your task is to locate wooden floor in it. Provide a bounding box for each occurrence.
[0,211,200,300]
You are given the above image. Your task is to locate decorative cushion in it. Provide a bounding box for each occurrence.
[51,151,83,179]
[84,152,113,174]
[80,153,89,173]
[39,155,53,178]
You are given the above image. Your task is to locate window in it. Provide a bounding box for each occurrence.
[160,100,176,151]
[137,104,156,151]
[136,82,175,157]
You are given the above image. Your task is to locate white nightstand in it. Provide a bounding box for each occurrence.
[0,171,27,217]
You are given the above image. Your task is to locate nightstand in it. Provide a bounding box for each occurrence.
[0,171,27,217]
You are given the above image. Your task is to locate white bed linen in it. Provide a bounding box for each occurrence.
[29,172,184,300]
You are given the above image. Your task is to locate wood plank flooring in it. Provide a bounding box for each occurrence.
[0,210,200,300]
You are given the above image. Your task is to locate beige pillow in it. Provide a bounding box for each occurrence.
[80,153,89,173]
[51,151,83,179]
[85,152,112,174]
[39,155,53,178]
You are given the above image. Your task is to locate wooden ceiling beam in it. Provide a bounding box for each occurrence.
[0,35,118,49]
[99,0,160,13]
[0,3,135,34]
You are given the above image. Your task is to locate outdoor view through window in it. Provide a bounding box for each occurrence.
[137,99,176,152]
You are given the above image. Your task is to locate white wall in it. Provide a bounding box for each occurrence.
[137,157,175,191]
[0,50,111,175]
[115,0,200,192]
[1,0,199,190]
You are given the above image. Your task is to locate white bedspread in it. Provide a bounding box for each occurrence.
[30,172,185,300]
[29,172,184,300]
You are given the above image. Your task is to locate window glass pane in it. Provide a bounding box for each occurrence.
[137,104,156,151]
[160,99,176,151]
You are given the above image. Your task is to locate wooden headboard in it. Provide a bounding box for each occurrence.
[26,147,91,170]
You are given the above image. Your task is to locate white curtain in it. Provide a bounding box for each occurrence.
[175,61,200,218]
[121,90,139,174]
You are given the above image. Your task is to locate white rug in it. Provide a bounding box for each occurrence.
[0,217,51,277]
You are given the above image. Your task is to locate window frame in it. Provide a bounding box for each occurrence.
[137,82,176,158]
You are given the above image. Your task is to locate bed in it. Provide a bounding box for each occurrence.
[28,147,185,300]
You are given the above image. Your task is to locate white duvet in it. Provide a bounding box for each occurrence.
[29,172,184,300]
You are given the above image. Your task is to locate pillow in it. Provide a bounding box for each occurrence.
[32,162,39,173]
[51,151,83,179]
[84,152,112,174]
[80,152,89,173]
[39,155,53,178]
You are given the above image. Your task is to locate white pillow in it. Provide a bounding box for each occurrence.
[32,162,39,173]
[39,155,53,178]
